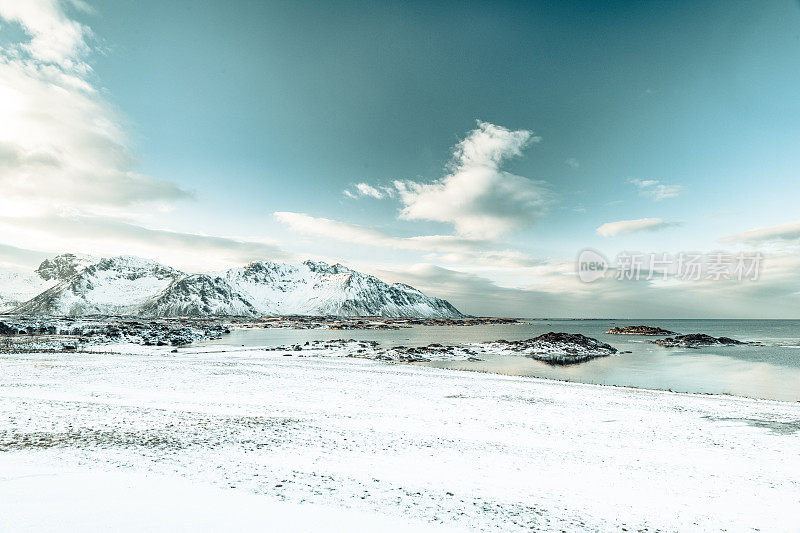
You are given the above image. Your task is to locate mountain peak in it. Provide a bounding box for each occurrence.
[92,255,177,274]
[302,260,351,275]
[35,253,96,281]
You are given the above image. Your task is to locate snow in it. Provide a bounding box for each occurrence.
[0,459,454,532]
[0,269,58,312]
[1,344,798,531]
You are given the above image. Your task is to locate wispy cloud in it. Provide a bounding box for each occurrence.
[344,182,395,199]
[565,158,580,169]
[596,217,679,237]
[424,250,543,269]
[275,211,480,250]
[0,0,90,67]
[0,0,191,219]
[375,251,800,318]
[721,221,800,244]
[0,214,288,271]
[0,242,53,269]
[629,179,683,201]
[274,211,541,268]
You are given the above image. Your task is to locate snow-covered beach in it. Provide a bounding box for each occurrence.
[1,344,798,531]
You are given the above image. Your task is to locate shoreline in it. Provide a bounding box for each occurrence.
[3,313,798,403]
[178,341,800,404]
[420,362,800,404]
[0,317,800,403]
[1,344,798,531]
[76,340,800,404]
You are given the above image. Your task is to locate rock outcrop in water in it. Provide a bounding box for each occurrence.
[650,334,747,348]
[605,325,677,336]
[272,339,481,363]
[262,332,618,365]
[481,332,618,365]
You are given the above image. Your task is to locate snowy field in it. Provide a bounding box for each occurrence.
[1,345,799,531]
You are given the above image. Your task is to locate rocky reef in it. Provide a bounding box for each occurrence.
[263,332,617,365]
[650,334,748,349]
[605,325,677,336]
[480,332,618,365]
[266,339,481,363]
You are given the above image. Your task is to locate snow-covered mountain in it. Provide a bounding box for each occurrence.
[6,254,463,318]
[0,254,95,312]
[16,256,181,316]
[0,270,58,312]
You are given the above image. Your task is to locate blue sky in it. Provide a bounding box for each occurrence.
[1,0,800,316]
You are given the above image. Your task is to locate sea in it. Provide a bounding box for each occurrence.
[195,319,800,402]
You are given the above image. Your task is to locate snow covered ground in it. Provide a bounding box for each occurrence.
[1,344,799,531]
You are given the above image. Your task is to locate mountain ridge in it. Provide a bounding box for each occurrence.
[3,254,463,318]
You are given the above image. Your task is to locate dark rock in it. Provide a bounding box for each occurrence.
[651,334,748,348]
[605,325,677,336]
[485,332,618,365]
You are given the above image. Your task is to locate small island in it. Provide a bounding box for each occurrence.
[481,332,618,365]
[605,325,677,336]
[650,334,747,349]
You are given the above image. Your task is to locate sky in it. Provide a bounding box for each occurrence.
[1,0,800,317]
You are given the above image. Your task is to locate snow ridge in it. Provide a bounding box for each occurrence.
[6,255,463,318]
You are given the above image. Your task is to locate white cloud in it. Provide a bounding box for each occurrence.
[629,179,683,200]
[355,183,384,199]
[0,242,53,269]
[0,214,289,272]
[344,182,395,199]
[275,211,483,252]
[721,221,800,244]
[340,122,550,241]
[392,121,550,239]
[565,158,580,169]
[0,0,89,67]
[374,250,800,318]
[284,122,553,267]
[274,211,541,268]
[0,0,191,219]
[424,250,542,269]
[596,218,678,237]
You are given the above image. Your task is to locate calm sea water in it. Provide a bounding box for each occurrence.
[195,319,800,402]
